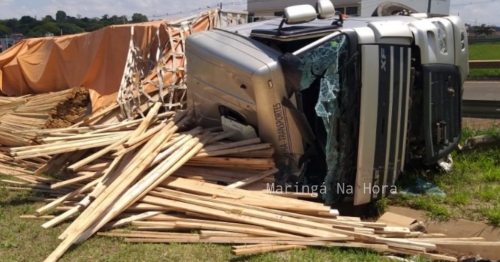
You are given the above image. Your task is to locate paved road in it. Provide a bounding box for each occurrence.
[463,81,500,100]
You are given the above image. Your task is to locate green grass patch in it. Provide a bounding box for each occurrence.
[469,42,500,60]
[390,125,500,226]
[468,42,500,78]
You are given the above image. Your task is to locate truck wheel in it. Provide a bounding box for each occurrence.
[371,1,418,16]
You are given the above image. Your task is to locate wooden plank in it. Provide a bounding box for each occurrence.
[160,177,331,212]
[142,194,351,239]
[232,244,307,255]
[226,168,278,189]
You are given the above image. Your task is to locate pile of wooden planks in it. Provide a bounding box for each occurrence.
[1,101,499,262]
[0,87,90,147]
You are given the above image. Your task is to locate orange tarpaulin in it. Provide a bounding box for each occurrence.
[0,10,217,111]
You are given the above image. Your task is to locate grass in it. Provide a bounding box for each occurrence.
[387,125,500,226]
[468,42,500,78]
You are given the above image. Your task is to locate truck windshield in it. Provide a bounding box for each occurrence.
[279,33,350,204]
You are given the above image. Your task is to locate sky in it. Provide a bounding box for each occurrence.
[0,0,498,25]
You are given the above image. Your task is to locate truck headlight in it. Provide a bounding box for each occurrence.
[432,21,447,54]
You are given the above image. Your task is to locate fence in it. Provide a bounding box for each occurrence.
[468,37,500,44]
[463,60,500,119]
[469,60,500,69]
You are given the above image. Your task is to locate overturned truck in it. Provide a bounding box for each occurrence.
[185,1,469,206]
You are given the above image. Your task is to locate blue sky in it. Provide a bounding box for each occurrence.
[0,0,498,25]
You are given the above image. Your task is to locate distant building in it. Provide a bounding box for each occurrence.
[0,38,15,51]
[248,0,451,19]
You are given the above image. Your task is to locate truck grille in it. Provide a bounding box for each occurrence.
[372,45,412,200]
[355,44,411,205]
[422,65,462,164]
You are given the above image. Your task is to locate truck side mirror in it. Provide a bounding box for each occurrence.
[282,5,318,24]
[316,0,336,19]
[277,4,317,34]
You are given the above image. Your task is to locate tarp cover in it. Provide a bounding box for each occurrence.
[0,10,217,111]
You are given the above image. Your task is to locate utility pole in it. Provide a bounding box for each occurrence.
[427,0,431,13]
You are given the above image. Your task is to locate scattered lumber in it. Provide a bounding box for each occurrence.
[0,87,90,147]
[0,100,498,262]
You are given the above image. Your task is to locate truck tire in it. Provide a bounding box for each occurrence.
[371,1,418,17]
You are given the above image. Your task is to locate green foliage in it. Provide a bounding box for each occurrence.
[56,10,67,22]
[132,13,148,23]
[0,24,12,36]
[0,10,150,38]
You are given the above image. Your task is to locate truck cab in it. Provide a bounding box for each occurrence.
[185,1,469,206]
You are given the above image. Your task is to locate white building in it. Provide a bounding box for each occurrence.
[0,38,15,51]
[248,0,450,19]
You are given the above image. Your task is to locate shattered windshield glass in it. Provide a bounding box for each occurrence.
[296,34,348,204]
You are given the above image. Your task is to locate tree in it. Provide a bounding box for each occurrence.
[56,10,67,22]
[20,16,36,24]
[37,22,60,34]
[5,19,19,32]
[0,24,12,36]
[0,10,154,37]
[43,15,55,22]
[58,23,85,35]
[131,13,148,23]
[474,24,494,36]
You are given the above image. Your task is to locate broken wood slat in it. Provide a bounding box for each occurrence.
[185,158,275,170]
[196,138,261,154]
[103,231,348,242]
[373,237,437,251]
[35,179,100,215]
[231,244,307,255]
[140,220,297,238]
[192,143,272,158]
[173,166,265,182]
[20,215,56,219]
[141,194,348,239]
[152,187,354,229]
[79,133,212,242]
[103,211,162,229]
[12,136,130,160]
[387,248,458,262]
[409,237,486,242]
[65,123,176,236]
[150,189,377,240]
[55,129,170,242]
[66,131,137,171]
[201,231,254,237]
[160,177,331,213]
[133,219,276,231]
[226,168,278,189]
[50,172,102,190]
[123,237,389,250]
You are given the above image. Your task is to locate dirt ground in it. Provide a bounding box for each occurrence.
[387,206,500,261]
[44,87,90,129]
